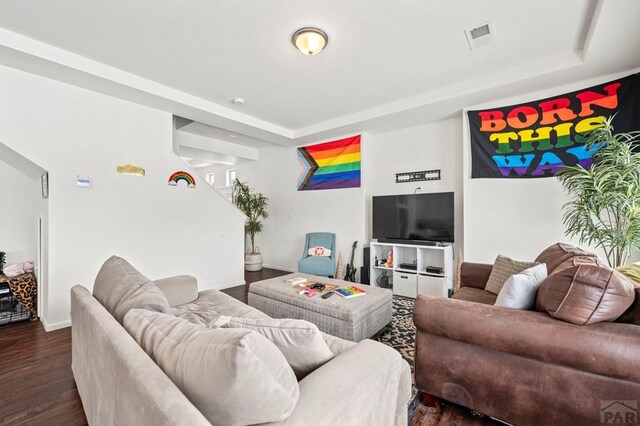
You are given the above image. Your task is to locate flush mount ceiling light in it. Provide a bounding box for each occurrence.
[292,27,328,56]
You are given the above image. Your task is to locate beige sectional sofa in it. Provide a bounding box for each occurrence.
[71,257,411,426]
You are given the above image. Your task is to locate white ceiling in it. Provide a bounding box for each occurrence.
[0,0,638,147]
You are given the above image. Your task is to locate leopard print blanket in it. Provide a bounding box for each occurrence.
[1,272,38,320]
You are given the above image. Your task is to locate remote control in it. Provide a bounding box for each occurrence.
[321,291,334,299]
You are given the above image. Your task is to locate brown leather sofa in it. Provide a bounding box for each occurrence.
[413,244,640,426]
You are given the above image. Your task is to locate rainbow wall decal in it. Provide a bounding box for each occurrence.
[297,135,361,191]
[168,171,196,188]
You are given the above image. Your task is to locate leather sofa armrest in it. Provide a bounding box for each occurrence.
[154,275,199,307]
[413,294,640,382]
[460,261,493,289]
[269,340,411,426]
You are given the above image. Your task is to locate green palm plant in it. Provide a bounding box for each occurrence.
[232,179,269,255]
[557,117,640,267]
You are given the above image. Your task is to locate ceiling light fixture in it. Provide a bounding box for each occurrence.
[292,27,328,56]
[233,98,245,105]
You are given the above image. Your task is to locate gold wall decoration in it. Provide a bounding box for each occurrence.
[117,163,145,176]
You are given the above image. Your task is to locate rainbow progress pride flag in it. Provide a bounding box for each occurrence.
[297,135,361,191]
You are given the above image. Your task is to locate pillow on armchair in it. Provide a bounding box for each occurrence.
[308,246,332,257]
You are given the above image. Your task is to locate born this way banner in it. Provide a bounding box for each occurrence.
[297,135,361,190]
[469,73,640,178]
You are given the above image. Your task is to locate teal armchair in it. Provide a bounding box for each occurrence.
[298,232,336,277]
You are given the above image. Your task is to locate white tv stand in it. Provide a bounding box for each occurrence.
[369,241,453,299]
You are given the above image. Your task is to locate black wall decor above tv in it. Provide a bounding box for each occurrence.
[372,192,454,244]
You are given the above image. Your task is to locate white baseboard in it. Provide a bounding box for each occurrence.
[216,280,247,290]
[42,317,71,332]
[263,264,296,273]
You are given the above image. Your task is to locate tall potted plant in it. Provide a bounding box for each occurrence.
[232,179,269,271]
[557,117,640,267]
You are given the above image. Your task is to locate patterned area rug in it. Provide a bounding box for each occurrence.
[374,296,421,416]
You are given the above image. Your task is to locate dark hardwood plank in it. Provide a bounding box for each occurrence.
[222,267,291,304]
[0,320,87,426]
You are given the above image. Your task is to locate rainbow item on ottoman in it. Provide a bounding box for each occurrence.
[248,273,392,342]
[334,286,366,299]
[297,135,361,191]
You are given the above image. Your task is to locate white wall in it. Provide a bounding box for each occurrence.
[462,69,640,264]
[0,65,246,329]
[236,142,366,272]
[365,118,463,246]
[0,159,40,265]
[236,120,464,274]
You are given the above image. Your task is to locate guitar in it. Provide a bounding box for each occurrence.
[344,241,358,282]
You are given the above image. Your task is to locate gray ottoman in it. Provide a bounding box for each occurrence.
[247,273,393,342]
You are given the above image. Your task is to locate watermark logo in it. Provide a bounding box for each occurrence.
[601,400,638,424]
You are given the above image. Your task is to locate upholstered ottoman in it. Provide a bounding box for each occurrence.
[248,273,393,342]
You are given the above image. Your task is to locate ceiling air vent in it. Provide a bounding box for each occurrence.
[465,21,496,51]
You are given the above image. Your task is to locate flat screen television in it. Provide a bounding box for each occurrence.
[372,192,454,243]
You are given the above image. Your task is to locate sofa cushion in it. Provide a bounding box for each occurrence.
[214,316,335,380]
[534,242,598,274]
[154,275,199,307]
[124,309,299,425]
[171,289,270,325]
[495,264,547,310]
[484,255,538,295]
[452,287,497,305]
[537,264,635,325]
[92,256,170,323]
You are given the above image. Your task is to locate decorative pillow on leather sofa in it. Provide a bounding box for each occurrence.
[92,256,170,323]
[212,316,335,379]
[536,264,635,325]
[495,264,547,310]
[534,242,598,274]
[124,309,299,425]
[616,262,640,287]
[484,255,539,295]
[534,254,606,311]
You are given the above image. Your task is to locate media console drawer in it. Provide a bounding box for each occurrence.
[393,271,417,298]
[417,274,448,298]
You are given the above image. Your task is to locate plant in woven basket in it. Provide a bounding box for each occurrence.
[232,179,269,271]
[556,117,640,267]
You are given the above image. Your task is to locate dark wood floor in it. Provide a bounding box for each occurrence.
[0,267,495,426]
[0,319,86,425]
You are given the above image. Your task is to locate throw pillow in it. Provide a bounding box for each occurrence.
[124,309,299,425]
[537,264,635,325]
[484,255,539,295]
[534,242,598,274]
[308,246,332,257]
[495,264,547,310]
[615,263,640,287]
[212,316,334,379]
[92,255,170,323]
